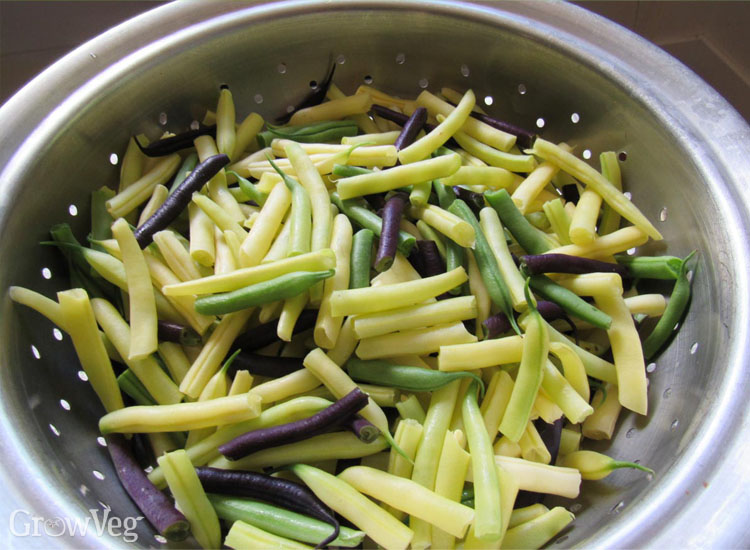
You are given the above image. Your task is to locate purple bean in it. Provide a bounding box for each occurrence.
[394,107,427,151]
[231,310,317,353]
[344,415,381,443]
[521,253,629,277]
[375,192,408,272]
[225,353,303,378]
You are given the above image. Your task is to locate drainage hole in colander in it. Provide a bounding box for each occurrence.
[518,83,527,95]
[97,436,107,447]
[92,470,105,481]
[155,534,168,544]
[68,204,78,216]
[254,94,263,104]
[618,151,628,161]
[286,105,295,114]
[659,207,668,222]
[41,267,52,280]
[31,345,41,359]
[555,535,569,545]
[673,322,680,331]
[396,53,406,65]
[336,54,346,65]
[460,64,470,77]
[610,501,625,514]
[663,387,672,399]
[623,191,632,200]
[59,399,71,411]
[686,270,694,283]
[277,63,287,74]
[190,120,200,130]
[571,112,580,124]
[53,328,63,341]
[364,75,373,85]
[484,96,494,106]
[49,424,60,437]
[582,148,592,160]
[536,117,545,129]
[144,465,154,474]
[671,419,680,430]
[626,247,637,256]
[78,370,88,382]
[690,342,699,354]
[79,485,89,497]
[625,428,636,439]
[646,362,656,373]
[418,78,429,89]
[108,153,118,166]
[158,112,167,126]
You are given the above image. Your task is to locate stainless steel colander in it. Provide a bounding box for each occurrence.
[1,1,749,548]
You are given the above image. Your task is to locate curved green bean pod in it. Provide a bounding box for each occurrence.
[346,359,484,395]
[269,157,312,257]
[615,254,684,280]
[529,274,612,330]
[350,229,374,289]
[227,170,267,206]
[485,188,554,255]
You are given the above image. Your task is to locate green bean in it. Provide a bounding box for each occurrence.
[448,199,518,334]
[227,170,267,206]
[614,254,684,280]
[194,270,334,315]
[485,188,553,255]
[528,274,612,330]
[207,494,366,547]
[499,281,549,442]
[462,381,502,540]
[168,152,198,194]
[434,181,465,294]
[269,157,312,257]
[346,359,484,395]
[330,192,416,256]
[117,369,157,407]
[332,164,372,178]
[257,120,358,148]
[350,229,374,289]
[433,180,456,210]
[642,251,696,359]
[90,187,116,245]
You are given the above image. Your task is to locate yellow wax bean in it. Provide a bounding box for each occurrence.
[624,293,667,317]
[594,289,648,415]
[440,165,515,190]
[215,87,236,158]
[494,436,522,458]
[91,298,182,405]
[239,182,291,267]
[330,266,468,317]
[179,309,253,398]
[371,251,422,286]
[157,342,191,384]
[480,207,528,311]
[480,456,581,498]
[163,248,335,296]
[569,188,603,245]
[356,85,416,111]
[353,296,477,339]
[227,147,275,178]
[188,202,216,267]
[582,383,622,440]
[549,342,590,402]
[212,432,387,471]
[511,161,561,214]
[185,357,230,447]
[158,450,221,550]
[10,286,66,328]
[231,112,264,162]
[519,421,552,464]
[303,348,390,435]
[356,322,477,359]
[315,214,352,348]
[598,151,624,235]
[480,370,514,439]
[289,93,373,125]
[439,335,523,371]
[328,82,381,134]
[119,135,147,191]
[143,253,215,335]
[192,193,247,240]
[214,229,237,275]
[532,138,662,240]
[416,90,516,151]
[465,250,490,338]
[399,89,476,164]
[111,218,157,360]
[278,292,309,342]
[339,466,473,539]
[153,229,204,282]
[385,419,424,521]
[541,360,594,424]
[99,392,261,433]
[326,316,357,366]
[559,427,582,456]
[500,507,574,550]
[106,153,181,218]
[508,505,550,530]
[450,127,536,172]
[410,203,476,248]
[462,465,519,549]
[273,140,398,167]
[58,289,123,412]
[342,130,401,145]
[555,272,623,297]
[136,184,168,227]
[225,520,312,550]
[292,463,413,550]
[432,430,471,549]
[262,220,290,262]
[532,390,564,424]
[337,153,461,199]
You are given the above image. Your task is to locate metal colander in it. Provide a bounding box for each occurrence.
[1,1,749,548]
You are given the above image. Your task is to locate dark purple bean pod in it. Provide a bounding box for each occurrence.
[469,111,536,150]
[534,417,564,465]
[134,125,216,157]
[195,467,339,548]
[219,388,369,460]
[344,415,381,443]
[134,154,230,248]
[561,184,580,203]
[452,186,485,216]
[411,240,446,279]
[275,61,336,124]
[105,434,189,541]
[536,300,578,343]
[520,253,629,278]
[375,192,409,272]
[483,300,575,340]
[225,352,303,378]
[371,104,461,147]
[483,312,513,339]
[231,310,317,353]
[394,107,427,151]
[157,320,202,346]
